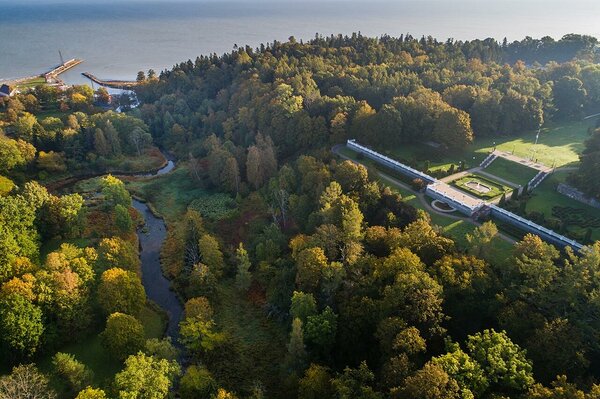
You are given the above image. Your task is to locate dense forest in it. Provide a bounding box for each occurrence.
[2,33,600,399]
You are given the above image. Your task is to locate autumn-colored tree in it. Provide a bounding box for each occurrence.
[97,268,146,316]
[235,242,252,291]
[96,236,140,274]
[184,297,213,321]
[198,234,224,276]
[295,247,328,292]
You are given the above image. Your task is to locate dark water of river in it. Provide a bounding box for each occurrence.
[133,199,184,340]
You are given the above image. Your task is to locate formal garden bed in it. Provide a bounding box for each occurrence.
[451,174,511,200]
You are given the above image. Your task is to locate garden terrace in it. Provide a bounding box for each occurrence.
[451,174,511,200]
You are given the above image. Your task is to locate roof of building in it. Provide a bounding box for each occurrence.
[427,181,485,211]
[0,84,12,95]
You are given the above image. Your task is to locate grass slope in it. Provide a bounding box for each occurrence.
[483,157,538,187]
[382,118,597,173]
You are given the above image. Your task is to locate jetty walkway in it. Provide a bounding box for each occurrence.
[82,72,139,89]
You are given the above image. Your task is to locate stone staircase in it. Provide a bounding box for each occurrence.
[528,171,549,190]
[480,152,498,168]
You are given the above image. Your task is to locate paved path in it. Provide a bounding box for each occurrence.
[332,145,516,245]
[440,170,470,183]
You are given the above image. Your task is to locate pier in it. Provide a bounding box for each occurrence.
[1,58,83,88]
[44,58,83,83]
[82,72,139,89]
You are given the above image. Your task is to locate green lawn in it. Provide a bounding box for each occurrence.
[452,174,511,200]
[379,117,597,173]
[15,76,46,89]
[483,157,538,187]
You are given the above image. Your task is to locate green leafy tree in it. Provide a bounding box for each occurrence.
[114,352,180,399]
[179,365,218,399]
[100,313,145,361]
[101,175,131,208]
[179,319,226,354]
[290,291,317,323]
[52,352,94,395]
[553,76,587,119]
[304,306,338,357]
[0,195,39,280]
[466,329,534,392]
[0,136,29,173]
[144,337,180,361]
[331,361,382,399]
[75,387,107,399]
[431,344,489,398]
[0,294,44,358]
[286,318,307,372]
[466,221,498,258]
[115,204,133,234]
[96,236,140,274]
[198,234,224,276]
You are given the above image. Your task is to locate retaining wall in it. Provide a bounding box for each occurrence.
[489,205,584,251]
[347,139,436,184]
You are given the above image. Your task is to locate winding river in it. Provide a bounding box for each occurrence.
[131,156,183,340]
[52,152,183,341]
[133,198,183,339]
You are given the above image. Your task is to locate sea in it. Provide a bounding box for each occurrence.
[1,0,600,86]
